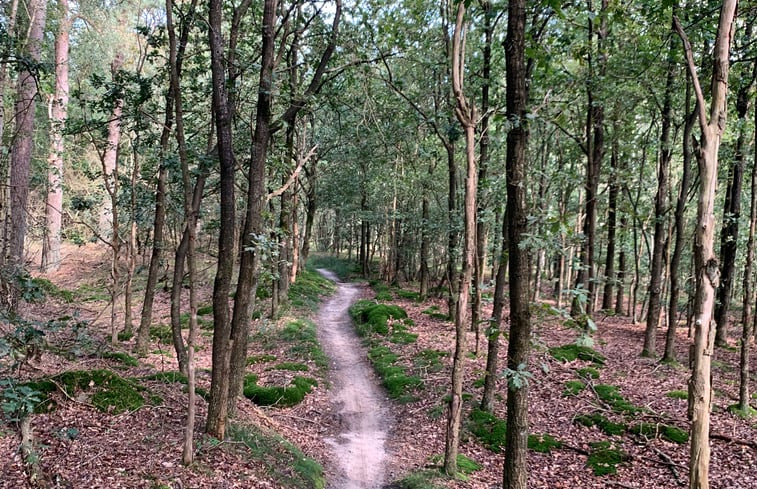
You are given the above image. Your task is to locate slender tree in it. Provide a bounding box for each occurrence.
[673,2,737,487]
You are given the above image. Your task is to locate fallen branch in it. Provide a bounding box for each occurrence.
[650,446,684,485]
[711,432,757,450]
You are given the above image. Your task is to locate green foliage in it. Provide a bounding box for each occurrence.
[469,409,562,453]
[574,413,627,436]
[666,390,688,400]
[242,374,317,407]
[73,284,111,303]
[49,370,153,413]
[413,349,447,374]
[117,330,133,341]
[306,254,357,280]
[563,380,586,397]
[594,384,642,414]
[528,433,563,453]
[279,320,328,370]
[577,367,600,379]
[421,306,449,321]
[149,324,173,344]
[391,470,445,489]
[142,371,188,384]
[727,404,757,419]
[288,269,335,310]
[367,346,422,402]
[389,322,418,345]
[0,379,51,421]
[247,354,277,365]
[102,351,138,367]
[196,304,213,316]
[586,441,628,476]
[226,423,325,489]
[549,344,606,366]
[28,278,74,303]
[349,301,408,335]
[629,423,689,443]
[396,289,421,301]
[274,362,309,372]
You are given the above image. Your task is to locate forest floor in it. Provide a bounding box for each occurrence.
[1,243,756,489]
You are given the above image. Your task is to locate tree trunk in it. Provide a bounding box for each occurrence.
[446,142,459,325]
[615,217,627,315]
[664,79,695,363]
[42,0,70,273]
[444,3,476,476]
[5,0,47,310]
[502,1,530,487]
[713,53,753,347]
[602,139,619,310]
[205,0,237,440]
[673,5,737,488]
[643,18,676,357]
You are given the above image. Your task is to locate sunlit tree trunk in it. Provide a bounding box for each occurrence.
[42,0,70,273]
[673,3,737,487]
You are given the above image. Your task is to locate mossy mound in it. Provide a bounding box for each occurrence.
[468,409,562,454]
[242,374,317,407]
[142,371,188,384]
[396,289,422,301]
[574,413,627,436]
[101,351,139,367]
[350,300,408,335]
[227,423,325,489]
[586,441,628,476]
[279,320,328,370]
[629,423,689,443]
[549,344,606,366]
[368,346,422,402]
[563,380,586,397]
[594,384,642,414]
[38,369,153,414]
[421,305,450,321]
[288,269,335,309]
[727,404,757,418]
[577,367,600,379]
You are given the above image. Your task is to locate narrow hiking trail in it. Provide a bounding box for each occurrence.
[316,269,392,489]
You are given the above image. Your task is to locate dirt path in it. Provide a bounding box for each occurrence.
[316,269,392,489]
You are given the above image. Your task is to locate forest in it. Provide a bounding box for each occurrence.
[0,0,756,488]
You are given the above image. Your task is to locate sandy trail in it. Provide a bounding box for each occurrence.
[316,269,391,489]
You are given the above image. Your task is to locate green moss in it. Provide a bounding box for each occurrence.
[288,269,335,309]
[54,370,152,413]
[274,362,309,372]
[279,320,328,370]
[528,433,563,453]
[102,351,139,367]
[666,390,688,400]
[242,375,317,407]
[30,277,75,302]
[142,371,188,384]
[549,344,606,366]
[117,330,133,342]
[563,380,586,397]
[350,300,408,335]
[468,409,508,453]
[594,384,641,414]
[393,470,445,489]
[421,305,450,321]
[390,330,419,344]
[375,291,394,301]
[628,423,689,444]
[367,346,422,402]
[574,413,627,436]
[728,404,757,419]
[577,367,600,379]
[413,349,447,373]
[197,304,213,316]
[149,324,173,344]
[247,354,277,365]
[472,376,485,388]
[74,284,111,302]
[587,442,627,476]
[396,289,422,301]
[227,423,325,489]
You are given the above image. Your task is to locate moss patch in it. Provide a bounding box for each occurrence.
[391,470,445,489]
[577,367,600,379]
[273,362,309,372]
[586,441,628,476]
[594,384,642,414]
[549,344,606,366]
[574,413,627,436]
[422,305,449,321]
[149,324,173,344]
[563,380,586,397]
[142,371,188,384]
[247,354,277,365]
[413,349,447,374]
[242,374,317,407]
[367,346,422,402]
[666,390,688,400]
[350,300,408,335]
[227,423,325,489]
[288,269,335,310]
[528,433,562,453]
[51,370,153,413]
[468,409,561,453]
[629,422,689,443]
[102,351,139,367]
[279,320,328,370]
[728,404,757,418]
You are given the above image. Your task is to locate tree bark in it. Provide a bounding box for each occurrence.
[673,4,737,487]
[502,0,530,487]
[602,139,619,310]
[42,0,70,273]
[643,16,676,357]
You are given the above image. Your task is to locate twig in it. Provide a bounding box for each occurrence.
[711,432,757,450]
[270,413,318,425]
[650,446,684,485]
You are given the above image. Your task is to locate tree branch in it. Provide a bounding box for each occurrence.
[672,16,709,129]
[266,145,317,202]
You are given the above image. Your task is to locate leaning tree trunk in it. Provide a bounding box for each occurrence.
[673,4,737,488]
[643,18,676,357]
[42,0,70,273]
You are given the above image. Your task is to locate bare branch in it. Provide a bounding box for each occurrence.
[266,145,317,202]
[672,16,709,130]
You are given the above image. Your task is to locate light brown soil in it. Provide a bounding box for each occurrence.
[316,269,392,489]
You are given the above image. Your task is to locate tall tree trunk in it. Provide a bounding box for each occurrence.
[5,0,47,311]
[673,4,737,487]
[664,78,694,363]
[446,142,459,324]
[502,0,530,487]
[300,161,317,269]
[643,18,676,357]
[0,0,19,268]
[42,0,70,273]
[713,49,754,347]
[206,0,237,440]
[738,90,757,412]
[602,139,619,309]
[444,3,476,476]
